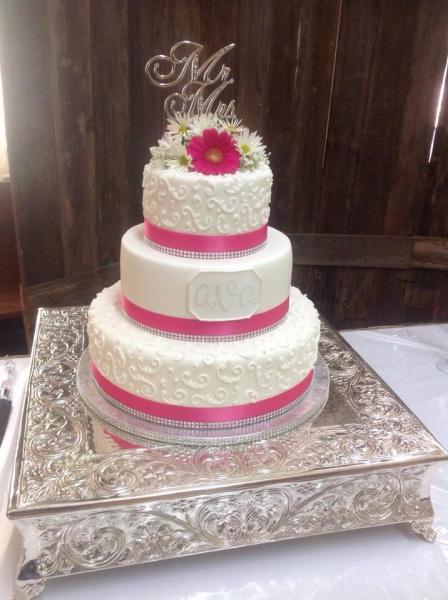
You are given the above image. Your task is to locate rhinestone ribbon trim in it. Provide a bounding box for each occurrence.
[144,237,266,259]
[90,361,314,424]
[123,310,284,342]
[121,294,290,338]
[144,219,267,255]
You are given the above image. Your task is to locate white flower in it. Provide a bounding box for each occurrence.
[236,129,266,155]
[149,145,167,169]
[149,133,171,166]
[166,140,192,172]
[234,129,268,169]
[151,113,268,172]
[150,134,192,171]
[219,116,244,135]
[166,112,191,138]
[189,113,219,135]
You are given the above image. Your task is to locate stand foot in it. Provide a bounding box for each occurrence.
[409,518,437,542]
[14,555,47,600]
[13,579,47,600]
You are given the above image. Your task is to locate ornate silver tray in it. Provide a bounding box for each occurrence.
[7,307,448,599]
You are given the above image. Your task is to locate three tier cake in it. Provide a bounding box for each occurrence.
[86,42,321,433]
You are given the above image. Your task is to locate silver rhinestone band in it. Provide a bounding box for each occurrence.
[92,375,313,431]
[144,237,267,259]
[122,309,285,342]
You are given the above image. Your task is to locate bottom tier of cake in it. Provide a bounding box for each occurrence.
[87,283,320,421]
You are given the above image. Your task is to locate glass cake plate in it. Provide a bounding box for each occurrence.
[7,307,448,600]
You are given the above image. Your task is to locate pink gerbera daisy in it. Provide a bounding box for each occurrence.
[186,128,240,175]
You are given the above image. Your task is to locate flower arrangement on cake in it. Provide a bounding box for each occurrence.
[150,112,269,174]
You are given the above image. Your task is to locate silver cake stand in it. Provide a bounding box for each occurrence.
[76,350,329,446]
[7,307,448,600]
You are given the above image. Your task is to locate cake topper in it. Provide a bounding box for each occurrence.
[145,41,237,119]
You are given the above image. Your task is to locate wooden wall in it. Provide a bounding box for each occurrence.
[1,0,448,335]
[0,181,21,318]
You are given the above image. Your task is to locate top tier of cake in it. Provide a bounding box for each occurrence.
[143,162,272,240]
[142,114,272,257]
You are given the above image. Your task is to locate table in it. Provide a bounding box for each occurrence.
[1,322,448,600]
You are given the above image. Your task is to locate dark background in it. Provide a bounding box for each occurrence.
[1,0,448,338]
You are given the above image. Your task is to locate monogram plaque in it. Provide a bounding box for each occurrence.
[188,270,261,321]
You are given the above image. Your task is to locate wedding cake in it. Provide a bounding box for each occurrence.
[86,42,320,430]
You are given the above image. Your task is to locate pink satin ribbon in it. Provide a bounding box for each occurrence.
[121,294,289,337]
[91,362,314,423]
[144,220,267,253]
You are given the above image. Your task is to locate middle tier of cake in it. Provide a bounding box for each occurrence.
[121,224,292,339]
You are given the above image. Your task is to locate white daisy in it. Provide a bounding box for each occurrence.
[189,113,219,135]
[149,133,174,166]
[166,141,192,172]
[149,145,167,168]
[219,116,245,135]
[234,129,268,169]
[166,112,191,138]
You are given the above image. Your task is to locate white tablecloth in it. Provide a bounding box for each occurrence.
[1,324,448,600]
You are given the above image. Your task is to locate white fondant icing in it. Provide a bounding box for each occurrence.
[87,283,320,408]
[120,225,292,320]
[142,162,273,236]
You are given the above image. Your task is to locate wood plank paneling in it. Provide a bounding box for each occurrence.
[235,0,273,133]
[421,138,448,238]
[384,0,448,236]
[199,0,239,73]
[25,263,119,339]
[295,265,448,330]
[291,234,413,268]
[266,0,341,233]
[412,238,448,270]
[346,2,420,235]
[0,0,64,286]
[47,0,97,276]
[420,56,448,238]
[0,182,20,286]
[90,0,132,267]
[0,182,22,318]
[317,0,381,234]
[371,269,409,327]
[402,269,448,323]
[1,0,447,334]
[334,268,379,328]
[290,234,448,269]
